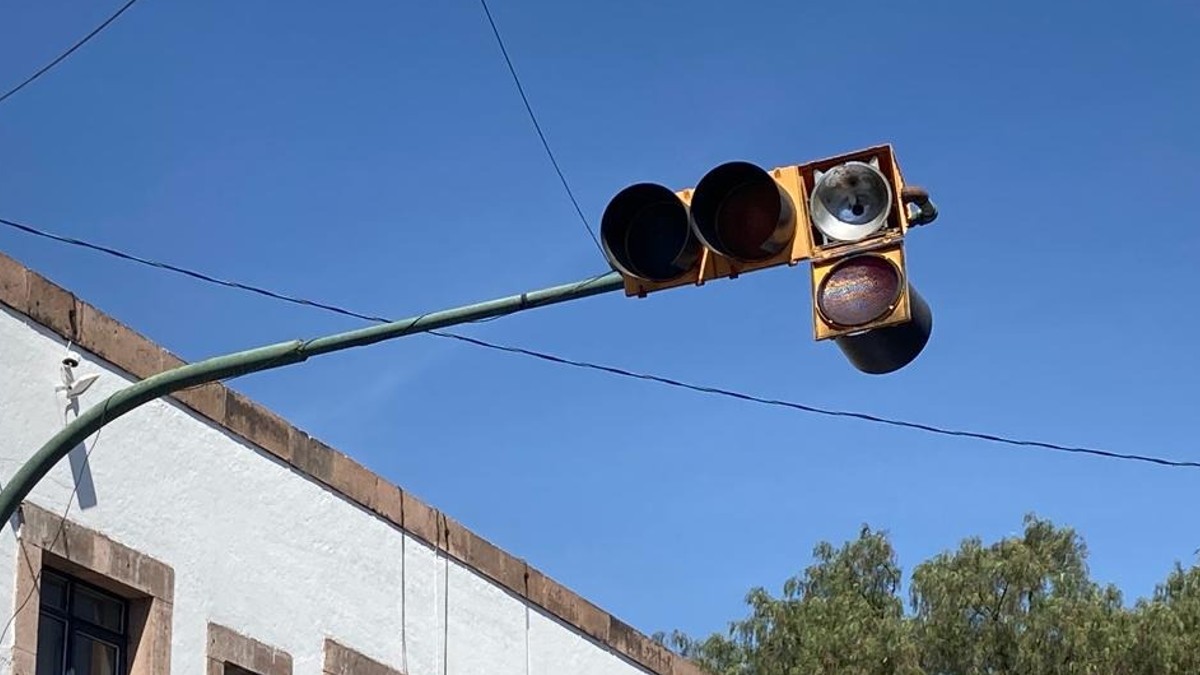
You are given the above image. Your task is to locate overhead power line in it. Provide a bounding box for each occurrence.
[476,0,602,254]
[2,0,599,253]
[0,217,385,323]
[0,0,144,107]
[430,332,1200,469]
[2,216,1196,471]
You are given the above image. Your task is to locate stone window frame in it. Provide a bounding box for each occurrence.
[207,623,292,675]
[12,501,174,675]
[322,638,404,675]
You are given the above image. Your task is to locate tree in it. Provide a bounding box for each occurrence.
[670,526,919,675]
[663,515,1197,675]
[908,514,1127,675]
[1125,562,1200,674]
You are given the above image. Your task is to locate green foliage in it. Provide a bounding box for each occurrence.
[668,515,1198,675]
[1124,562,1200,674]
[909,515,1126,675]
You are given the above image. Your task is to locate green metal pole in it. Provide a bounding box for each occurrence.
[0,271,623,528]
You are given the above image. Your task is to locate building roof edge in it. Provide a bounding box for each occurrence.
[0,249,706,675]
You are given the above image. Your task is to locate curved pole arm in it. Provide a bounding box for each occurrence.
[1,271,624,528]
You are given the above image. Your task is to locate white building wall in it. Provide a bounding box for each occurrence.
[0,305,659,675]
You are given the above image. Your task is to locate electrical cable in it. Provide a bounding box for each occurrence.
[2,216,1196,470]
[0,0,144,107]
[400,529,409,674]
[430,332,1200,469]
[441,513,450,675]
[476,0,602,254]
[525,605,532,675]
[0,217,387,323]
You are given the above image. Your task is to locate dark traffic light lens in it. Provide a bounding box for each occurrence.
[817,255,902,327]
[625,201,694,281]
[601,183,701,282]
[691,162,794,262]
[715,179,784,261]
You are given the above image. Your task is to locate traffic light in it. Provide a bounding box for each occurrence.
[599,144,937,374]
[809,241,933,374]
[600,163,810,297]
[800,146,934,374]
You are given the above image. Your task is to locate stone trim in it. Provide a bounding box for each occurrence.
[323,639,402,675]
[208,623,293,675]
[0,250,707,675]
[12,501,175,675]
[18,502,175,602]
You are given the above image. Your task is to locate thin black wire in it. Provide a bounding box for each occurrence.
[400,532,408,674]
[0,217,388,322]
[441,513,450,675]
[430,332,1200,469]
[0,0,144,107]
[476,0,602,254]
[2,216,1196,470]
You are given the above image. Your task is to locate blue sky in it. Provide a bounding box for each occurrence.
[2,0,1199,640]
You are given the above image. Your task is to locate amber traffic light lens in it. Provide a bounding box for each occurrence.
[817,255,902,327]
[691,162,794,262]
[601,183,701,282]
[809,161,892,243]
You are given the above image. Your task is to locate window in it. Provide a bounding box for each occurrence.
[13,502,174,675]
[36,570,128,675]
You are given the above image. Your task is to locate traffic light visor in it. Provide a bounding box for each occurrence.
[601,183,701,282]
[809,161,892,242]
[816,254,902,328]
[690,162,795,262]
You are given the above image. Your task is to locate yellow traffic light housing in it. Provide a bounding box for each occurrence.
[810,243,913,340]
[808,242,932,374]
[600,183,703,287]
[803,146,933,374]
[600,144,937,373]
[600,164,811,298]
[688,162,811,276]
[801,144,909,255]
